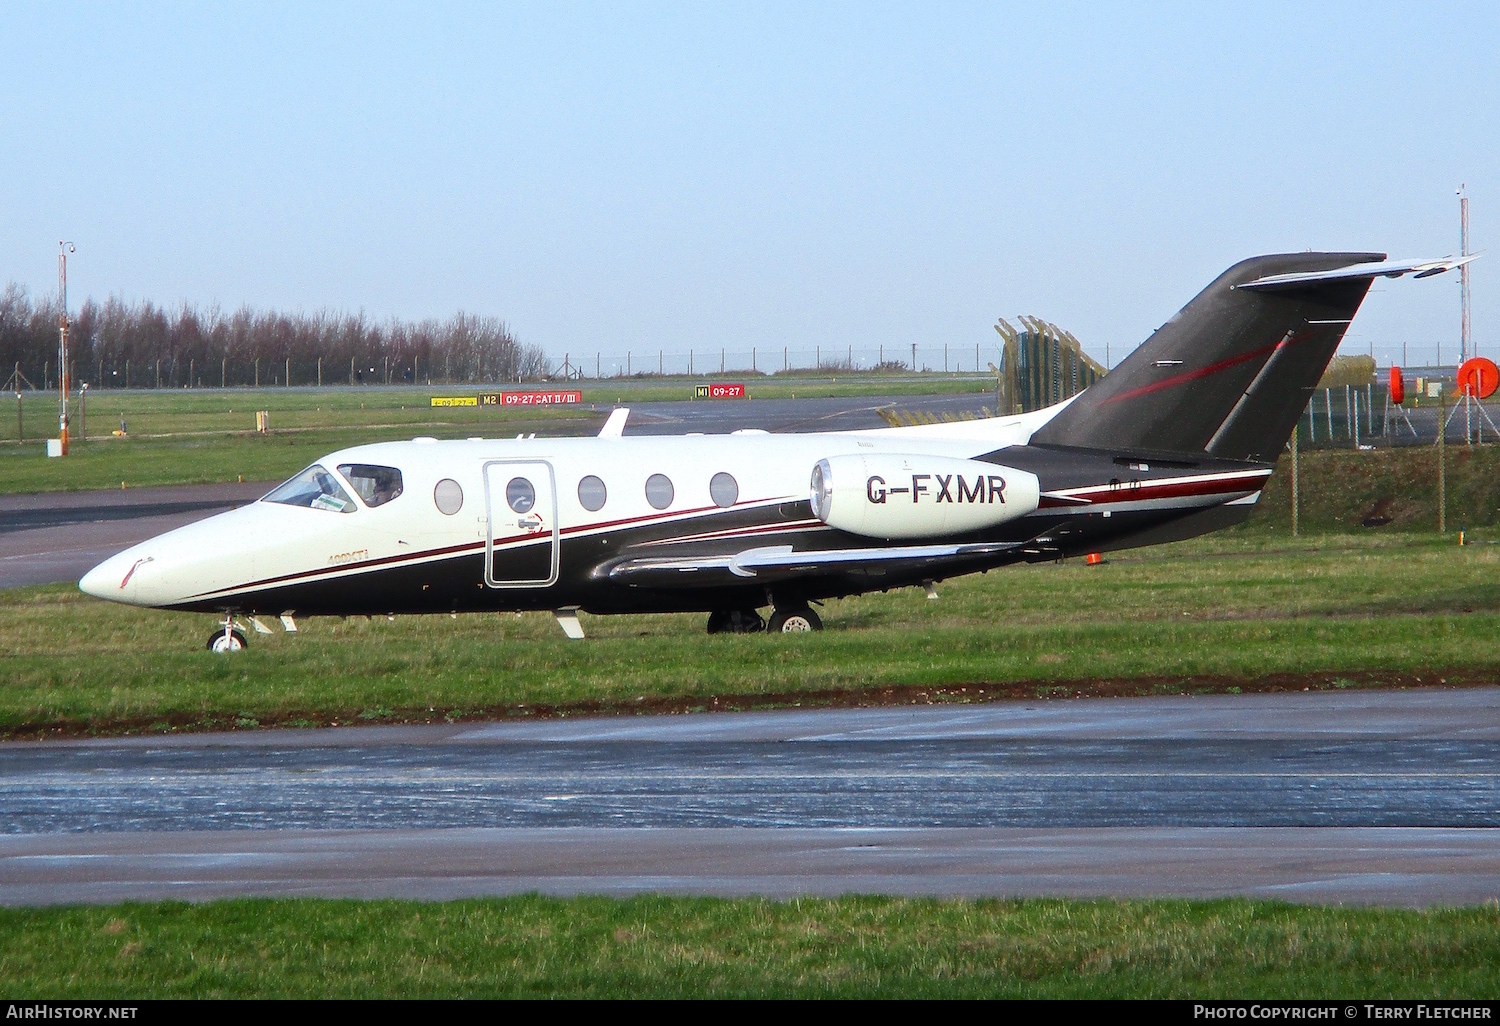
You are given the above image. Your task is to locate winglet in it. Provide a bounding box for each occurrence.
[598,408,629,438]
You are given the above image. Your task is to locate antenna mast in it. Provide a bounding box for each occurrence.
[57,241,74,455]
[1460,186,1471,365]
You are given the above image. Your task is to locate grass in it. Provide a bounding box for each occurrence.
[4,531,1499,737]
[2,896,1498,998]
[0,374,997,493]
[1255,444,1500,533]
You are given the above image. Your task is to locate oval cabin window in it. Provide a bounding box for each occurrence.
[645,474,674,510]
[710,472,738,508]
[577,475,607,512]
[506,477,537,514]
[433,478,464,515]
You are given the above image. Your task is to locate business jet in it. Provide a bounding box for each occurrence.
[80,252,1469,650]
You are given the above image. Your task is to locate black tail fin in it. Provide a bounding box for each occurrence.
[1029,252,1385,462]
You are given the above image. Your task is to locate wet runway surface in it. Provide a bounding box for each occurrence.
[4,690,1500,904]
[7,827,1496,906]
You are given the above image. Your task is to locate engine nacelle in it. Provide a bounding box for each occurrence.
[809,454,1040,540]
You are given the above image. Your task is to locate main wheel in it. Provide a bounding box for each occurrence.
[707,609,766,634]
[730,609,765,633]
[207,628,247,653]
[768,606,822,633]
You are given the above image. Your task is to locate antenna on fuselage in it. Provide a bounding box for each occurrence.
[598,408,630,438]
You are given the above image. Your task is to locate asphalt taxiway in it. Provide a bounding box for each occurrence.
[0,481,271,589]
[620,388,998,435]
[4,689,1498,905]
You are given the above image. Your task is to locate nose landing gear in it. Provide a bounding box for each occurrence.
[207,615,247,653]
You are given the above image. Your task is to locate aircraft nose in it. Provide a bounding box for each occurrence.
[79,559,114,599]
[80,549,150,603]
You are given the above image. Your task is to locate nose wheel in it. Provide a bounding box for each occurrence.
[207,616,247,653]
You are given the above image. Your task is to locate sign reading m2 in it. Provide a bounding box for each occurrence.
[811,454,1039,540]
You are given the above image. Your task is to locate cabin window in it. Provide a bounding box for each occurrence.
[338,464,404,507]
[433,478,464,515]
[645,473,674,510]
[263,465,357,513]
[577,475,607,512]
[506,477,537,514]
[710,472,738,508]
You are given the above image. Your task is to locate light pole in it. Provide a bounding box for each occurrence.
[57,242,74,455]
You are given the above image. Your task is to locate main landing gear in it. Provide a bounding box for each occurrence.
[768,605,822,633]
[706,604,822,634]
[705,609,765,634]
[207,615,247,653]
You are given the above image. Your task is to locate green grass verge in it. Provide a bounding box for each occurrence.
[3,896,1497,998]
[1254,445,1500,533]
[5,532,1498,736]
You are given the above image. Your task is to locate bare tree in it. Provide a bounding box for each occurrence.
[0,282,546,388]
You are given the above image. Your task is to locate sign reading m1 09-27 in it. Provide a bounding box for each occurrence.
[695,383,746,399]
[431,391,583,408]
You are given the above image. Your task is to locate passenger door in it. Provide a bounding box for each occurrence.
[484,460,559,588]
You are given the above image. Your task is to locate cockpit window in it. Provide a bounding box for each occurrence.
[338,464,404,508]
[263,465,357,513]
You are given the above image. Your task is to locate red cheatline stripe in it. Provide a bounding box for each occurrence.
[1100,332,1313,406]
[1058,470,1270,501]
[1050,472,1270,509]
[639,519,827,547]
[558,503,719,537]
[186,540,487,599]
[188,502,801,600]
[554,497,797,539]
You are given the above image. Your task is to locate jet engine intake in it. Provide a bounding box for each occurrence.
[810,454,1039,539]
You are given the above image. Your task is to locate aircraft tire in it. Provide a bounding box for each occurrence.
[768,606,822,633]
[707,609,766,634]
[207,628,247,653]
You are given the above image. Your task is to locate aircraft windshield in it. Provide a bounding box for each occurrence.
[263,465,357,513]
[338,464,404,508]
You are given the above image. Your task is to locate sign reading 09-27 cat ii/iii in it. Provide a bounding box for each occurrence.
[810,454,1040,540]
[432,391,583,408]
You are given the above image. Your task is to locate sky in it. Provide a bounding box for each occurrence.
[1,2,1496,369]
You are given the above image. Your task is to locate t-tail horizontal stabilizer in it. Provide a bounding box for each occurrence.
[1233,254,1477,291]
[1029,251,1471,463]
